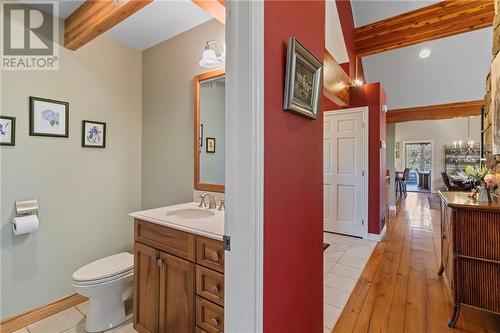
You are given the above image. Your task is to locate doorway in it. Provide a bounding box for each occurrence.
[323,107,368,238]
[404,141,432,193]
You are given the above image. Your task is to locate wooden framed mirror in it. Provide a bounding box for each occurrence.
[194,69,225,192]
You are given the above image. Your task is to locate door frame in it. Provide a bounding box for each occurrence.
[324,107,369,240]
[401,140,434,193]
[224,1,264,332]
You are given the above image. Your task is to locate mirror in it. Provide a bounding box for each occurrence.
[194,69,225,192]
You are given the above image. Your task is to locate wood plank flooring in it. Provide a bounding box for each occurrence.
[332,193,500,333]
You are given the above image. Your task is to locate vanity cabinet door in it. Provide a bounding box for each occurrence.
[134,242,160,333]
[159,251,195,333]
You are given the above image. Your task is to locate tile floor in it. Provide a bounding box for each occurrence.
[323,232,377,333]
[15,233,374,333]
[15,300,136,333]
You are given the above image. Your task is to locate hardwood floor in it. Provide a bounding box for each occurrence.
[332,193,500,333]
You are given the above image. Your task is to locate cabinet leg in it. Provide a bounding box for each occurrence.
[447,304,460,328]
[437,263,444,276]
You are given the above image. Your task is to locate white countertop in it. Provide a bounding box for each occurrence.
[129,202,225,241]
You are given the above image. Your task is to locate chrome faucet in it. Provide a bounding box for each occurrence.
[199,193,217,209]
[218,198,225,211]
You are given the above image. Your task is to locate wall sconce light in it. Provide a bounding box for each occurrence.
[199,40,225,68]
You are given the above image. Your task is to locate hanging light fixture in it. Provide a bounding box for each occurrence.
[199,40,225,68]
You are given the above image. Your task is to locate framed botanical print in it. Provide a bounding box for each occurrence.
[0,116,16,146]
[283,37,323,119]
[29,97,69,137]
[82,120,106,148]
[206,137,215,153]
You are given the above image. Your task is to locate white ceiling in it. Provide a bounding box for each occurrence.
[362,28,493,109]
[25,0,212,51]
[351,0,492,110]
[107,0,212,50]
[325,0,349,64]
[351,0,441,27]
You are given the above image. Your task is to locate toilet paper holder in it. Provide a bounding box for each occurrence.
[15,199,39,216]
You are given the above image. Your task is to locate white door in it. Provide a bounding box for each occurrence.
[324,108,366,237]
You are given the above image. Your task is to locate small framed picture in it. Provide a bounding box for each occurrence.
[0,116,16,146]
[206,137,215,153]
[82,120,106,148]
[29,97,69,137]
[284,37,323,119]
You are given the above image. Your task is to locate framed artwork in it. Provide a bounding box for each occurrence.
[206,137,215,153]
[283,37,323,119]
[0,116,16,146]
[82,120,106,148]
[29,97,69,137]
[491,54,500,155]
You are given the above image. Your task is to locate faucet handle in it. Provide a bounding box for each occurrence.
[218,198,225,211]
[199,195,207,208]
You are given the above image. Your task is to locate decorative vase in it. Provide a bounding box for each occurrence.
[477,181,492,203]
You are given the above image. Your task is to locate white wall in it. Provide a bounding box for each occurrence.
[394,116,481,192]
[0,34,142,319]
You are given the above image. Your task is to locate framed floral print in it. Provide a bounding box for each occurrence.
[82,120,106,148]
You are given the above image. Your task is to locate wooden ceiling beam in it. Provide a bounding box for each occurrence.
[323,50,351,107]
[355,0,495,57]
[386,100,484,124]
[191,0,225,24]
[65,0,152,51]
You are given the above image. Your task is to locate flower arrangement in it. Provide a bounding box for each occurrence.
[464,166,498,202]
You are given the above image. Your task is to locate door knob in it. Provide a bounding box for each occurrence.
[210,318,219,327]
[211,284,220,294]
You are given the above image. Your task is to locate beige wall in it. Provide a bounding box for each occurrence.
[395,116,481,191]
[142,19,224,209]
[0,34,142,319]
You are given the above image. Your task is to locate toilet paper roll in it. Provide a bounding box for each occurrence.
[12,215,39,235]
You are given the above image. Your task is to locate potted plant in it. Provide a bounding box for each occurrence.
[463,166,492,202]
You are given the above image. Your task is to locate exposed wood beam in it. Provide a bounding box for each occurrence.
[323,50,351,107]
[386,100,484,124]
[65,0,152,51]
[192,0,225,24]
[355,0,495,57]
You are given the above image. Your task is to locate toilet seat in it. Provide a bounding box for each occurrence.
[73,252,133,286]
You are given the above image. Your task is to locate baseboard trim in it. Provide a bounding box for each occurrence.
[0,293,88,333]
[368,224,387,242]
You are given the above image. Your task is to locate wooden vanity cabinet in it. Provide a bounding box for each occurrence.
[133,219,225,333]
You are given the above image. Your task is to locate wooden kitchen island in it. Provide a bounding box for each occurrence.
[437,191,500,328]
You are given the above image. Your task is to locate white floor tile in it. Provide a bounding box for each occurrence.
[75,301,89,316]
[338,254,369,269]
[324,260,336,276]
[324,286,351,308]
[325,272,358,292]
[324,248,346,260]
[61,319,86,333]
[344,247,373,259]
[323,304,342,329]
[28,307,83,333]
[331,263,363,279]
[12,328,30,333]
[107,321,137,333]
[324,327,332,333]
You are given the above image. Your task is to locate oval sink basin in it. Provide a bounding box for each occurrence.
[166,208,215,219]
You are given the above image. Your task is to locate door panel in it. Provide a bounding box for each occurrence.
[134,242,160,333]
[324,110,365,237]
[159,251,195,333]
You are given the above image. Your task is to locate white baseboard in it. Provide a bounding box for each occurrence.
[367,223,387,242]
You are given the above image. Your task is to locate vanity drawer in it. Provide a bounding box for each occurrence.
[196,236,224,273]
[135,219,195,261]
[196,266,224,306]
[196,327,209,333]
[196,296,224,333]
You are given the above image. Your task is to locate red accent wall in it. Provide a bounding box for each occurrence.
[264,1,325,332]
[350,83,386,234]
[336,0,365,82]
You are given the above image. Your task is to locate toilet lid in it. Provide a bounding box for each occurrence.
[73,252,133,282]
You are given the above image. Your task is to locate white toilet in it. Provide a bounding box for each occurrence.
[72,252,134,332]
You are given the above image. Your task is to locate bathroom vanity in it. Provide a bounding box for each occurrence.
[130,203,225,333]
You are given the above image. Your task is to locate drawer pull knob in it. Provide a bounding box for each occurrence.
[156,258,163,266]
[211,252,219,261]
[210,318,219,327]
[211,284,220,294]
